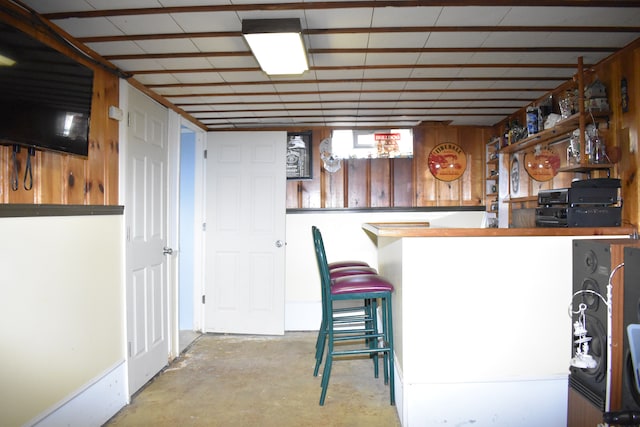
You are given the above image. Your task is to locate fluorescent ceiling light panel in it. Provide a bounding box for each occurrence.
[0,53,15,66]
[242,18,308,75]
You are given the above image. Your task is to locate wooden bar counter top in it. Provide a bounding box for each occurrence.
[362,222,637,238]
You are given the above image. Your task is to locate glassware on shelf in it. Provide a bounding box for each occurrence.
[559,90,576,119]
[588,128,608,164]
[567,129,581,165]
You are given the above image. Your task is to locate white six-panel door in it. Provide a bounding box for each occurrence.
[205,131,286,335]
[125,86,170,394]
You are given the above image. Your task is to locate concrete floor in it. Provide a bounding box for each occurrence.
[105,332,401,427]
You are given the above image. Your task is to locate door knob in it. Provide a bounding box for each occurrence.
[275,240,284,248]
[163,246,174,255]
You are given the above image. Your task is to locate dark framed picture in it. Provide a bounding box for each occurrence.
[286,131,312,180]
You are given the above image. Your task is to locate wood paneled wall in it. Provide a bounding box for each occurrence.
[499,39,640,229]
[0,8,119,206]
[592,39,640,229]
[286,124,491,209]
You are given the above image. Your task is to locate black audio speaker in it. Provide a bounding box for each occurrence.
[570,239,613,410]
[620,247,640,411]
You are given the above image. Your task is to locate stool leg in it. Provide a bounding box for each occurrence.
[368,298,380,379]
[319,335,334,405]
[384,294,395,405]
[314,317,326,376]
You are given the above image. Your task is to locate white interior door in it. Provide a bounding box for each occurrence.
[205,131,286,335]
[124,86,169,394]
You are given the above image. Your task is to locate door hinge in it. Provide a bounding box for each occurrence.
[203,149,207,159]
[128,341,132,358]
[202,295,206,304]
[202,222,206,231]
[127,112,131,127]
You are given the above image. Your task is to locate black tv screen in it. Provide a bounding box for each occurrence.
[0,21,93,157]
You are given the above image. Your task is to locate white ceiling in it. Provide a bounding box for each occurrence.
[14,0,640,130]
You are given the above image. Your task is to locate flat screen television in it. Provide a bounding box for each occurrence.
[0,21,94,157]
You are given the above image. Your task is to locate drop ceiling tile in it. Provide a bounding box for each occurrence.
[151,57,218,70]
[415,52,474,65]
[543,32,640,48]
[173,72,225,84]
[304,8,374,29]
[237,94,282,103]
[365,53,420,66]
[280,94,322,102]
[156,86,231,96]
[134,74,181,85]
[307,34,369,50]
[363,68,413,79]
[409,68,463,78]
[361,81,407,91]
[191,36,248,52]
[312,53,366,67]
[319,93,363,101]
[231,84,278,94]
[402,81,450,90]
[501,6,640,26]
[107,14,183,35]
[437,6,509,26]
[446,80,496,90]
[217,71,269,82]
[481,32,552,48]
[20,0,94,13]
[315,70,364,80]
[273,83,319,92]
[110,58,168,71]
[52,17,124,38]
[135,39,200,54]
[367,33,429,49]
[397,101,437,108]
[425,32,491,48]
[284,103,323,109]
[159,0,230,5]
[170,11,241,32]
[87,0,163,8]
[86,41,145,56]
[205,56,258,69]
[359,92,401,101]
[371,6,441,27]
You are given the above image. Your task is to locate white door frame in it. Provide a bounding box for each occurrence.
[167,113,206,358]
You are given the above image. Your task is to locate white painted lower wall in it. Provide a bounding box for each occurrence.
[376,233,628,426]
[0,215,125,427]
[284,210,485,331]
[401,377,567,427]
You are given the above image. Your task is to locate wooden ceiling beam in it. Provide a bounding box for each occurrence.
[177,97,530,106]
[129,63,578,75]
[76,25,640,43]
[163,88,546,98]
[145,76,563,90]
[103,46,615,61]
[43,1,640,20]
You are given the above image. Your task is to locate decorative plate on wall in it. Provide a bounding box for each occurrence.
[524,148,561,182]
[427,143,467,181]
[510,154,521,197]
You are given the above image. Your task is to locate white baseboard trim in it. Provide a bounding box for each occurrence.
[29,360,127,427]
[285,301,321,331]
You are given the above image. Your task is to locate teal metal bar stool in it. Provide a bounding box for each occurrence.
[312,226,395,406]
[312,227,378,377]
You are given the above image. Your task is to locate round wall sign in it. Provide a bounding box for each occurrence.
[524,149,561,182]
[427,143,467,181]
